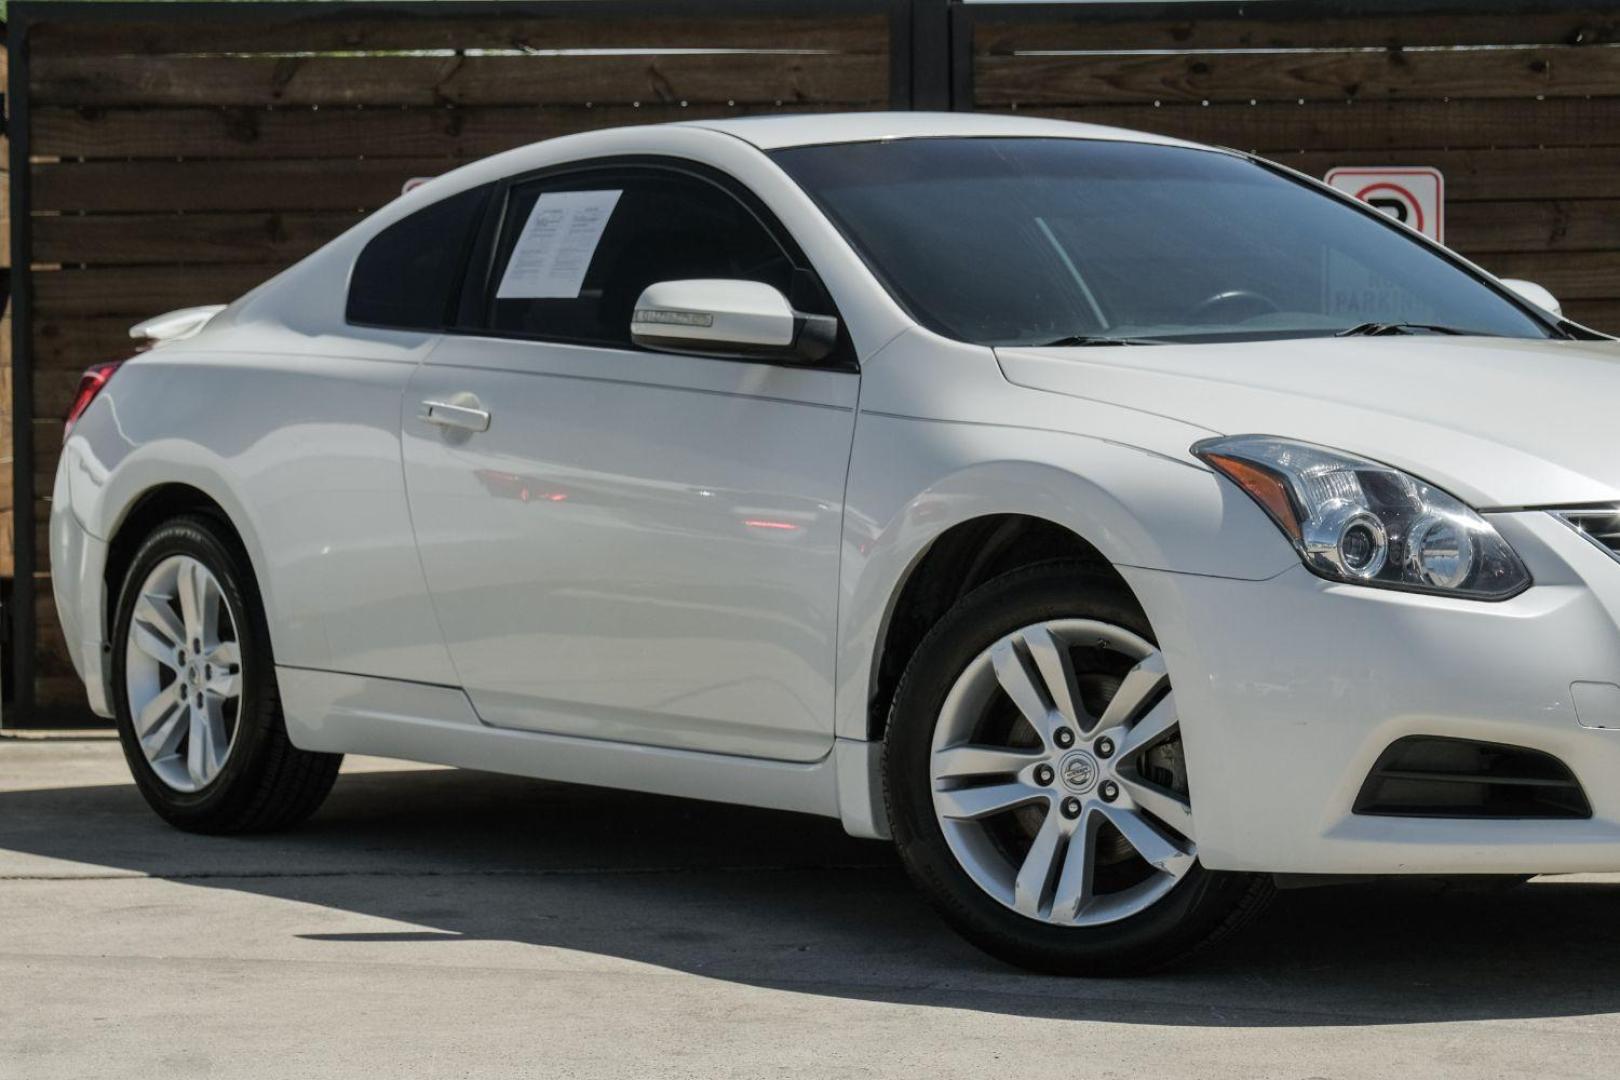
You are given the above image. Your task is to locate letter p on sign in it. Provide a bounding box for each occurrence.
[1325,167,1445,244]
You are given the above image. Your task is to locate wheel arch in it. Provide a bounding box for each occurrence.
[102,482,268,643]
[862,513,1130,745]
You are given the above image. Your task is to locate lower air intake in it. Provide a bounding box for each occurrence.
[1353,736,1591,820]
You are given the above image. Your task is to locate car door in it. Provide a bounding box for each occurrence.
[401,161,858,762]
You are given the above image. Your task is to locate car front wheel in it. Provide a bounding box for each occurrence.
[883,561,1273,974]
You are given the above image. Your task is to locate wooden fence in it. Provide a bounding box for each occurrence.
[957,2,1620,329]
[5,0,1618,721]
[4,0,910,717]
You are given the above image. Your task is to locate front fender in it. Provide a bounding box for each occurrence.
[835,413,1296,742]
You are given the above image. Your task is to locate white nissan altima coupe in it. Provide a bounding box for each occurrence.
[52,112,1620,974]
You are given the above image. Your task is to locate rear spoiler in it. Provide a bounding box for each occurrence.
[129,305,227,344]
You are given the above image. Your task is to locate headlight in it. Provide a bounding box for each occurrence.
[1193,435,1531,600]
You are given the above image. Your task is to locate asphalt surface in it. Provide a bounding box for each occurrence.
[4,735,1620,1079]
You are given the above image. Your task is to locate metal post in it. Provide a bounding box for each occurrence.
[6,11,35,726]
[947,1,972,111]
[887,0,914,108]
[910,0,952,111]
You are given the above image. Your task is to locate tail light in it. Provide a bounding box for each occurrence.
[64,360,124,441]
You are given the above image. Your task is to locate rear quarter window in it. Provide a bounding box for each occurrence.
[346,184,492,331]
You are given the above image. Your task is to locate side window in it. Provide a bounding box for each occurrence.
[484,169,800,349]
[346,184,491,331]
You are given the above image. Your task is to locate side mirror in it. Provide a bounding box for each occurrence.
[1500,278,1562,318]
[630,279,837,363]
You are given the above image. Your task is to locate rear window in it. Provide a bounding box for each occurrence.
[346,184,491,331]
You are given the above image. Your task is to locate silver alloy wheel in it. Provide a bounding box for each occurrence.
[124,555,244,793]
[930,619,1197,927]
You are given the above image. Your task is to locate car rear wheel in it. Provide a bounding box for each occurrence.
[110,514,341,833]
[883,561,1273,975]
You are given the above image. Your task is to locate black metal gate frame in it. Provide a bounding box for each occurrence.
[2,0,1605,724]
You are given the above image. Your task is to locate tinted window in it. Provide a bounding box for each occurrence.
[346,184,490,330]
[774,138,1551,347]
[484,169,798,348]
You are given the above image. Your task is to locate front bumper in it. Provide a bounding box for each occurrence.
[1124,510,1620,875]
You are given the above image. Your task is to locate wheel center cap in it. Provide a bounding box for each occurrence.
[1059,749,1100,795]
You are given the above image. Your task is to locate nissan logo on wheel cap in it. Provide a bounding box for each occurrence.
[1060,750,1100,795]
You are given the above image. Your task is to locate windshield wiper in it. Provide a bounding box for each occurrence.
[1037,334,1165,347]
[1334,322,1475,337]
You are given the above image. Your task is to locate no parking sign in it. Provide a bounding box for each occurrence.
[1325,167,1445,244]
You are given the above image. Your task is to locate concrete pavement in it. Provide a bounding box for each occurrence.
[4,734,1620,1079]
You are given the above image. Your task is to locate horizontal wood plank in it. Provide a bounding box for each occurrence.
[1000,98,1620,153]
[34,266,283,318]
[34,212,365,266]
[30,200,1617,275]
[34,368,94,421]
[34,159,449,212]
[33,53,889,109]
[1467,251,1620,300]
[32,461,57,509]
[30,505,51,582]
[1267,148,1620,201]
[35,674,92,709]
[32,429,66,505]
[23,269,1608,368]
[973,10,1620,54]
[975,45,1620,106]
[41,147,1611,215]
[1447,201,1620,254]
[32,103,833,161]
[34,638,84,689]
[33,318,147,372]
[31,578,90,684]
[1563,299,1620,332]
[33,12,889,57]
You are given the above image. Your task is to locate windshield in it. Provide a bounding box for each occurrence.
[772,138,1552,347]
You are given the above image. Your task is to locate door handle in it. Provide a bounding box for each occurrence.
[420,399,491,433]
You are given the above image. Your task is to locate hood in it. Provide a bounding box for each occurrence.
[996,335,1620,509]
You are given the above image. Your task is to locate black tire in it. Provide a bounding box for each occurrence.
[883,561,1273,975]
[110,514,342,833]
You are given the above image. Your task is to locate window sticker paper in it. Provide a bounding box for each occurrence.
[496,189,623,300]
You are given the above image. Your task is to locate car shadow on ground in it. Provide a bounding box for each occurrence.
[5,761,1619,1027]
